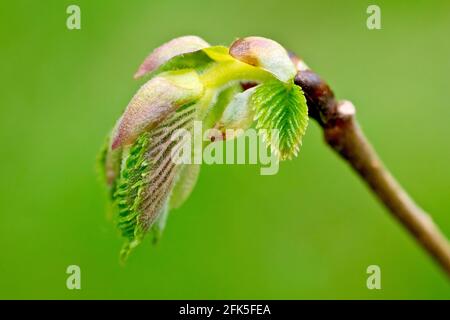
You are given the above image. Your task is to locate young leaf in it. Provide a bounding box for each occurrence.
[202,83,243,130]
[151,50,214,76]
[251,79,308,160]
[101,36,313,259]
[114,132,151,259]
[116,99,199,260]
[139,103,198,225]
[150,46,232,78]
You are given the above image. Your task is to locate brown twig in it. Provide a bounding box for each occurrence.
[294,68,450,277]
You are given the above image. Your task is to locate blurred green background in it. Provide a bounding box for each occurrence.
[0,0,449,299]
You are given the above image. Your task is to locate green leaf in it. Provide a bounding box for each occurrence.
[202,83,242,129]
[151,46,230,77]
[152,50,213,76]
[251,80,308,160]
[217,86,256,134]
[115,100,199,260]
[113,132,151,257]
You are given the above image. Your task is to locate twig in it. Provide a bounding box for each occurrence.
[294,69,450,277]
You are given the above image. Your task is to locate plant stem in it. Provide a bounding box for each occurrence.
[294,69,450,277]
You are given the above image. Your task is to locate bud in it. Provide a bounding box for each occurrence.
[111,71,203,149]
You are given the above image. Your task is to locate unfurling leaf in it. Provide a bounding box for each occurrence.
[251,80,308,160]
[111,70,203,149]
[215,87,256,139]
[114,133,150,254]
[100,35,310,259]
[116,101,198,261]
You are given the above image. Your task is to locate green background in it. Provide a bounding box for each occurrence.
[1,0,449,299]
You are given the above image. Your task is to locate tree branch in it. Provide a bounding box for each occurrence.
[294,69,450,277]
